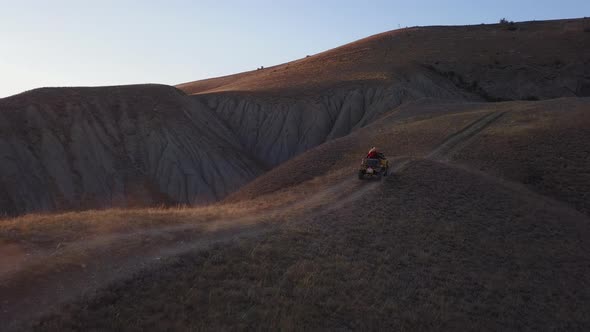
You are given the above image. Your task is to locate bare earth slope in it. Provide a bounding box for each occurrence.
[0,85,263,215]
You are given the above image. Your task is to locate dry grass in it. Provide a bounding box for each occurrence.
[227,103,488,202]
[1,207,225,250]
[452,98,590,214]
[5,97,590,330]
[177,19,590,95]
[0,188,303,248]
[230,97,590,217]
[0,165,361,297]
[35,160,590,331]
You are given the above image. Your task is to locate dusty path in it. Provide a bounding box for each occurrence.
[1,110,507,331]
[0,220,274,331]
[390,111,504,173]
[427,111,505,161]
[0,170,376,331]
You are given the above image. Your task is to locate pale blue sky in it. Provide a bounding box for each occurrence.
[0,0,588,98]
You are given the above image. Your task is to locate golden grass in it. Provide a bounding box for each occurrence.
[5,98,590,330]
[0,164,365,296]
[0,194,284,246]
[34,159,590,331]
[178,19,588,95]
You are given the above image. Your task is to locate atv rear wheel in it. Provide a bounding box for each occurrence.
[358,170,365,180]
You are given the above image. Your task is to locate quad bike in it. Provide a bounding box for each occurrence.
[358,158,389,180]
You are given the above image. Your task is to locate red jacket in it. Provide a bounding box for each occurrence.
[367,151,379,159]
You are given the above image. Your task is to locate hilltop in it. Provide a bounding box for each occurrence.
[178,18,589,98]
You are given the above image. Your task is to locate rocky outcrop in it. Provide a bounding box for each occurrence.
[0,85,263,215]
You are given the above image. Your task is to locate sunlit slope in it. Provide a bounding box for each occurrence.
[178,19,590,99]
[227,97,590,216]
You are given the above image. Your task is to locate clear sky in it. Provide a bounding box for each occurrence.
[0,0,588,98]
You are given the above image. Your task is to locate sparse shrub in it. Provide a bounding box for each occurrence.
[423,64,508,102]
[507,22,518,31]
[500,18,516,30]
[525,96,539,101]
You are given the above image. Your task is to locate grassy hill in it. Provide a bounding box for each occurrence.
[1,18,589,331]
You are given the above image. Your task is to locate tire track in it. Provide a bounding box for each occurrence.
[390,111,505,173]
[427,111,505,161]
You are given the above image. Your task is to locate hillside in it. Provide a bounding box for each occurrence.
[14,96,590,331]
[178,18,590,167]
[0,18,590,331]
[0,85,263,215]
[227,97,590,215]
[178,18,590,97]
[1,18,588,215]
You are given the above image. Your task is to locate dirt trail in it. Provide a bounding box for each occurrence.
[427,111,505,161]
[0,223,269,331]
[390,111,504,173]
[0,170,378,331]
[0,110,508,331]
[388,110,582,217]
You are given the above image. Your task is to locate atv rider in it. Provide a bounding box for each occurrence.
[366,147,389,174]
[366,147,385,160]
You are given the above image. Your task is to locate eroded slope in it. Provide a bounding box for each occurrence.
[0,85,263,215]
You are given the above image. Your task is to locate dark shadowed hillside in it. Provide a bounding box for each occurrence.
[0,85,263,215]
